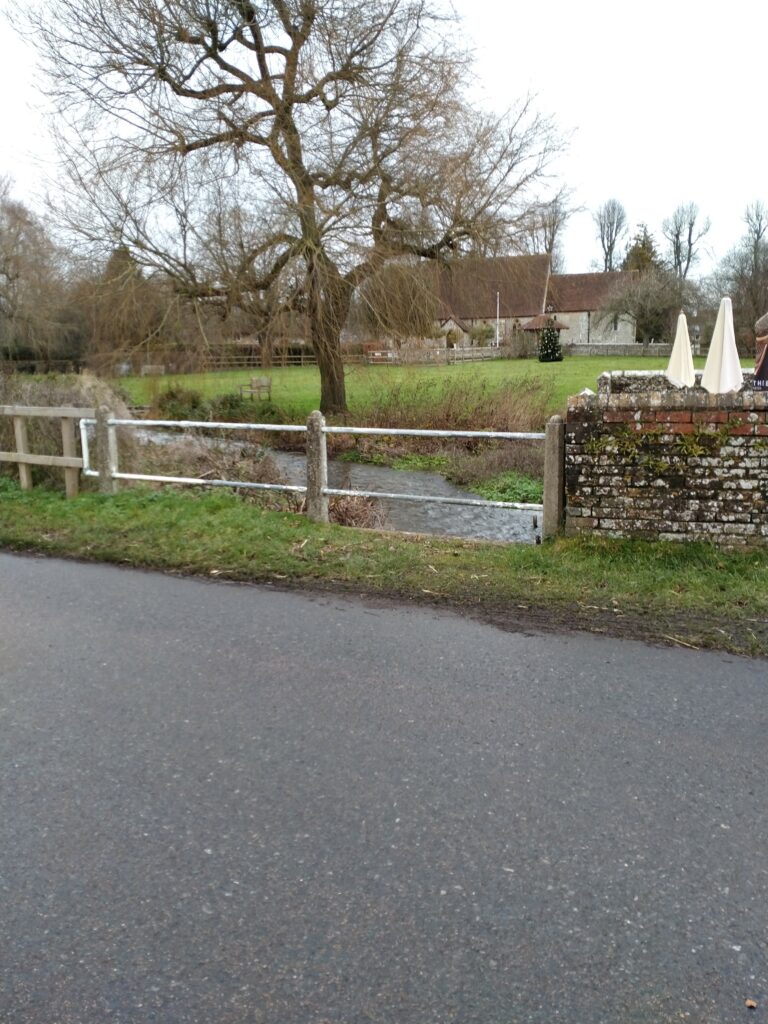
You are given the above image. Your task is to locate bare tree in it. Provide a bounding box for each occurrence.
[0,178,69,363]
[662,202,711,280]
[24,0,560,412]
[50,140,312,367]
[597,269,685,344]
[519,189,574,272]
[716,201,768,342]
[593,199,627,272]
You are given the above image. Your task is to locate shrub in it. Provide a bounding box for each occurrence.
[469,323,495,346]
[155,386,210,421]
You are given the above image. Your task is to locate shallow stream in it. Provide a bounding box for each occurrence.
[269,451,539,545]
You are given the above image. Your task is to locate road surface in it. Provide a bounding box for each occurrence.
[1,552,766,1023]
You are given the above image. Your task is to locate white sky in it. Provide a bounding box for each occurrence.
[1,0,766,275]
[451,0,767,274]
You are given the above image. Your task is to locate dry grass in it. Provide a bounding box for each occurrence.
[328,374,553,466]
[136,436,284,501]
[356,374,553,432]
[328,495,386,529]
[446,440,544,485]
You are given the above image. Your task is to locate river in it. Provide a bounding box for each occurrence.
[269,450,540,545]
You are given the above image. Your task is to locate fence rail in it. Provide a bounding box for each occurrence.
[74,409,565,540]
[1,405,565,539]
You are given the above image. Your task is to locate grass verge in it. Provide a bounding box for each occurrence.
[1,479,766,658]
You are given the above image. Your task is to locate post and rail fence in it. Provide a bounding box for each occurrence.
[0,404,566,540]
[0,404,95,498]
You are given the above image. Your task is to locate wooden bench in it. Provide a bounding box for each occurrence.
[239,376,272,400]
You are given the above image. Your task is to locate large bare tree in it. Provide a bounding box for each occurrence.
[715,201,768,342]
[662,202,711,281]
[593,199,627,272]
[24,0,559,412]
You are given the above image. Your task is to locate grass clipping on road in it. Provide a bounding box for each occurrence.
[1,479,766,657]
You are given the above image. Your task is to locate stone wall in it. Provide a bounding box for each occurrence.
[556,310,636,346]
[562,342,672,358]
[565,373,768,545]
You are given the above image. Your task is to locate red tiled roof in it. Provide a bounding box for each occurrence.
[433,254,550,320]
[522,315,570,331]
[547,272,634,312]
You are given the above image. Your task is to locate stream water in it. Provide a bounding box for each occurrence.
[269,451,539,545]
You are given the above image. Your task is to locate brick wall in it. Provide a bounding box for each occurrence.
[565,373,768,545]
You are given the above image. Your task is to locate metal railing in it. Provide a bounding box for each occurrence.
[319,424,544,512]
[79,415,308,496]
[77,408,566,539]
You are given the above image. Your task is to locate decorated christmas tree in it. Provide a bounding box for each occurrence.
[538,322,563,362]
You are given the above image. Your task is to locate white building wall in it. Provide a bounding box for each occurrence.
[556,311,636,345]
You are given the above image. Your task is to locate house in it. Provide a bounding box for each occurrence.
[546,272,636,345]
[433,254,551,345]
[429,256,636,347]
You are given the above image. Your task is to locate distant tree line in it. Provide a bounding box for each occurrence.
[592,197,768,347]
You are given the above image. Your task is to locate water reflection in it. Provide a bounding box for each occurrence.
[271,451,539,545]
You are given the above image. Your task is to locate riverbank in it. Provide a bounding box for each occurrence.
[1,480,765,658]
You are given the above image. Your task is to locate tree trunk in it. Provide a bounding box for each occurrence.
[306,257,350,415]
[260,336,273,369]
[312,314,347,415]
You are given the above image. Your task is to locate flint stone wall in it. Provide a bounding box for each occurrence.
[566,373,768,545]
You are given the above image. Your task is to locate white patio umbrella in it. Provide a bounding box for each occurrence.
[701,297,743,394]
[666,311,695,387]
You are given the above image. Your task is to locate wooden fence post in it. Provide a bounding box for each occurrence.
[96,406,118,495]
[60,417,79,498]
[306,410,329,524]
[12,416,33,491]
[542,414,565,540]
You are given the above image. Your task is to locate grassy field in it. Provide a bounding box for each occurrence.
[0,480,765,657]
[118,356,708,423]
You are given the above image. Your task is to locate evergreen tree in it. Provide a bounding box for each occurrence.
[538,322,563,362]
[622,225,662,273]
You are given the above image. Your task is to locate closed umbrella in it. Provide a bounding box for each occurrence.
[701,297,743,394]
[666,311,695,387]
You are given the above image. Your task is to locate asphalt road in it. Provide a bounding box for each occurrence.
[1,552,766,1024]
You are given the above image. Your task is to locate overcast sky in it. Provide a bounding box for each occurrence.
[1,0,766,275]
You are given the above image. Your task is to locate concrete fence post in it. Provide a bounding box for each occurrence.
[306,410,329,524]
[96,406,119,495]
[542,414,565,540]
